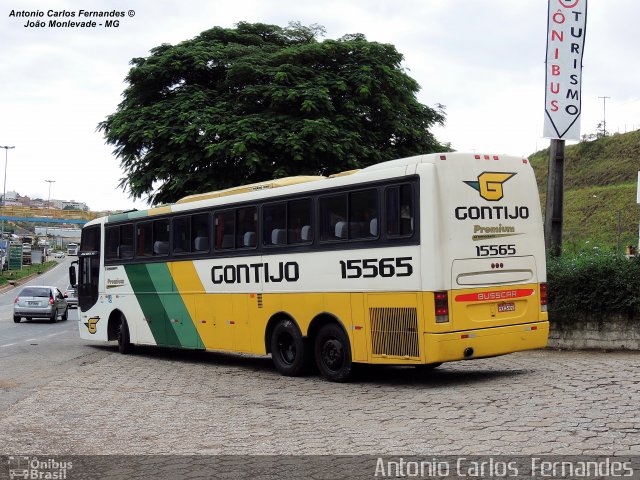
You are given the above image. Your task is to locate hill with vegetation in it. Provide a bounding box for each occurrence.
[528,129,640,253]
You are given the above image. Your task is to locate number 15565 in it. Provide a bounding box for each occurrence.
[476,244,516,257]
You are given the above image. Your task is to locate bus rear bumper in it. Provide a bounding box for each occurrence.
[424,321,549,364]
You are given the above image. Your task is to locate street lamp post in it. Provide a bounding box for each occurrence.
[45,179,56,255]
[1,145,15,243]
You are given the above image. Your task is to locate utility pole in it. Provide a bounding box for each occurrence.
[598,96,610,136]
[45,179,56,252]
[1,146,15,243]
[544,140,565,256]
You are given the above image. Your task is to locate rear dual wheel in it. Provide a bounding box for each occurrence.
[314,324,353,383]
[270,320,354,382]
[270,320,310,377]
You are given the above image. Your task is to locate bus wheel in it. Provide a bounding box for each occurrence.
[270,320,308,376]
[117,315,134,354]
[315,324,352,382]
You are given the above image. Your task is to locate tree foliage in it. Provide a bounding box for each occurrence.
[99,22,446,205]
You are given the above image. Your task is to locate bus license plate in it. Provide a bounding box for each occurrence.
[498,302,515,313]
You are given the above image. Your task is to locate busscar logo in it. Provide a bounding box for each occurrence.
[464,172,516,201]
[84,317,100,334]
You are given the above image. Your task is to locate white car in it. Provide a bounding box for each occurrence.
[53,252,65,258]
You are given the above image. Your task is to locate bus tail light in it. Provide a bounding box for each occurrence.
[435,291,449,323]
[540,283,547,312]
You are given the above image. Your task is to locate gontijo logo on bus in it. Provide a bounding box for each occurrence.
[84,317,100,334]
[455,289,534,302]
[464,172,516,201]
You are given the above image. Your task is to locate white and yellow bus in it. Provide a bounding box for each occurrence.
[71,153,548,382]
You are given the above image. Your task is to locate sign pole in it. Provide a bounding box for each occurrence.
[544,139,565,256]
[542,0,587,256]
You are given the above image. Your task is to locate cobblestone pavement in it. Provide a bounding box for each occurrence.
[0,346,638,455]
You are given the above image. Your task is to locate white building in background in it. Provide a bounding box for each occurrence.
[1,191,21,206]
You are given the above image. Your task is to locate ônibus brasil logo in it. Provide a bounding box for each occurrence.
[464,172,516,201]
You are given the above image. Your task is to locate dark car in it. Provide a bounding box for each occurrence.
[14,286,68,323]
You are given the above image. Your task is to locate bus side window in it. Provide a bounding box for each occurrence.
[153,219,170,256]
[105,226,119,260]
[349,189,378,239]
[263,203,286,246]
[319,194,347,242]
[191,213,210,253]
[215,211,235,250]
[386,184,414,237]
[288,198,312,244]
[172,216,191,254]
[120,224,135,259]
[137,222,153,257]
[236,206,257,249]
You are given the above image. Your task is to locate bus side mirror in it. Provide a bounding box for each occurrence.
[69,261,77,287]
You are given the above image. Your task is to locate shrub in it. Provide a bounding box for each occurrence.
[547,250,640,321]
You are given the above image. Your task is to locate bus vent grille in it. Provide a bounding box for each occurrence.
[370,307,420,358]
[257,294,263,308]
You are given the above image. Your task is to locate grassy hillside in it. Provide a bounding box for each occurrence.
[528,130,640,251]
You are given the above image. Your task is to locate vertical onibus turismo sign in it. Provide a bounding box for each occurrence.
[543,0,588,140]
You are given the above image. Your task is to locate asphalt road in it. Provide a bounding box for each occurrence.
[0,257,110,411]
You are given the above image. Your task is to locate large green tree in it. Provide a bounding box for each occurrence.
[100,22,446,205]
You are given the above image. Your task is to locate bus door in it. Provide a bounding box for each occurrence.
[77,225,101,311]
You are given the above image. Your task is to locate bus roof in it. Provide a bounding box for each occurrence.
[96,152,528,226]
[176,176,325,205]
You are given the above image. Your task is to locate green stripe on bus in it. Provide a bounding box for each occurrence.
[124,263,180,347]
[146,263,202,349]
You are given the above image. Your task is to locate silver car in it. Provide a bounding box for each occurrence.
[13,286,68,323]
[63,284,78,308]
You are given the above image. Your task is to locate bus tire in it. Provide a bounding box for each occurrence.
[270,320,308,377]
[315,323,352,382]
[117,315,134,354]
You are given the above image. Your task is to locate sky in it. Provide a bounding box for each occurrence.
[1,0,639,212]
